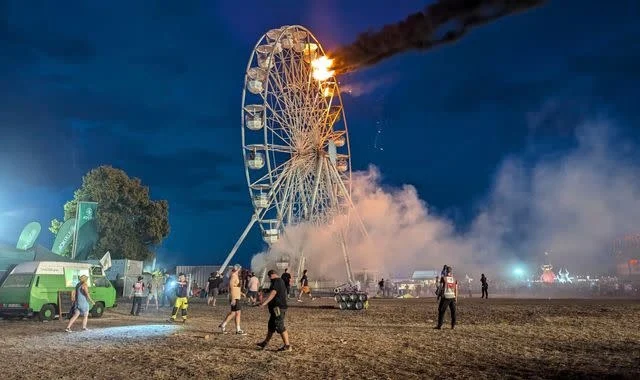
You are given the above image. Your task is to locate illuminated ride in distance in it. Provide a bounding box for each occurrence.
[556,268,573,284]
[219,26,368,308]
[540,264,556,284]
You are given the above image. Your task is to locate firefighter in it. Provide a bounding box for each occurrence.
[168,273,189,323]
[435,266,457,330]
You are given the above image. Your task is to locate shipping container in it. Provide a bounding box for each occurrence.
[175,265,222,290]
[83,259,144,281]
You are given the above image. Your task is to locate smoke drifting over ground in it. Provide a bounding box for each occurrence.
[329,0,546,75]
[253,120,640,279]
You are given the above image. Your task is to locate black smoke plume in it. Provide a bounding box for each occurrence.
[329,0,547,75]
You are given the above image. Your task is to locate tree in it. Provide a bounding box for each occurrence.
[50,165,170,260]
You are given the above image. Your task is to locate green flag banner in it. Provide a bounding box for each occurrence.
[52,218,76,255]
[74,219,99,260]
[16,222,42,250]
[72,201,98,260]
[76,202,98,231]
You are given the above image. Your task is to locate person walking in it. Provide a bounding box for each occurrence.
[207,272,222,306]
[435,266,458,330]
[146,274,160,311]
[218,264,246,335]
[65,275,95,332]
[378,278,385,297]
[247,272,260,305]
[168,273,189,323]
[481,274,489,299]
[160,273,173,308]
[280,268,291,298]
[257,270,291,352]
[297,269,314,302]
[130,276,145,316]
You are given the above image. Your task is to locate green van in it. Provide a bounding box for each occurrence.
[0,261,116,320]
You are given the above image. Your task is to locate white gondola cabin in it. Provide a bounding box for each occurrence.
[247,151,265,170]
[244,105,264,131]
[253,193,269,209]
[336,159,348,172]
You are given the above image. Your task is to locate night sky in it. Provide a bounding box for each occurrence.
[1,0,639,267]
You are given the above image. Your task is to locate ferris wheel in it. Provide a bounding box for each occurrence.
[218,25,360,276]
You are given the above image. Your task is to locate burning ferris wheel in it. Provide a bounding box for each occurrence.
[219,25,360,275]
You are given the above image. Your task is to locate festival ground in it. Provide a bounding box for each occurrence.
[1,297,639,379]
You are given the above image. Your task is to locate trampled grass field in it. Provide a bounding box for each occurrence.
[1,297,639,379]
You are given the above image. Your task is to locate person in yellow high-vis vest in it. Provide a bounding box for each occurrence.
[168,273,189,323]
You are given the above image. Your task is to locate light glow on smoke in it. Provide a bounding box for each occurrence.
[253,120,640,280]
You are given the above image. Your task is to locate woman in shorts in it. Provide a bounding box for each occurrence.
[65,275,95,332]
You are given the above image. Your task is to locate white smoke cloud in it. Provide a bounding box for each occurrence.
[252,119,640,280]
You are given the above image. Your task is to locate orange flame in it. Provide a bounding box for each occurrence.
[311,56,335,81]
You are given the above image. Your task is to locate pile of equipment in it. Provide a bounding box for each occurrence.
[333,283,368,310]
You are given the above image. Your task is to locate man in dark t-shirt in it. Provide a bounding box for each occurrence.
[207,272,222,306]
[297,269,314,302]
[257,269,291,352]
[280,268,291,298]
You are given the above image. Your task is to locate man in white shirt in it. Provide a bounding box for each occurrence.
[247,272,260,305]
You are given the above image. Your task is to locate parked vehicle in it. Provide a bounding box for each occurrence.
[0,261,116,320]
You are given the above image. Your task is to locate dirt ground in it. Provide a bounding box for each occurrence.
[1,297,639,380]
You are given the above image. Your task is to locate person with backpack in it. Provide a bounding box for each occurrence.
[130,276,145,316]
[436,264,449,301]
[435,266,458,330]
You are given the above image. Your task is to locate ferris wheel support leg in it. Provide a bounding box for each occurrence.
[339,230,354,284]
[308,155,324,216]
[296,254,306,287]
[329,161,369,239]
[219,214,259,274]
[259,267,268,287]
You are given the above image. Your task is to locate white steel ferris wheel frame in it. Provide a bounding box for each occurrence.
[218,25,365,280]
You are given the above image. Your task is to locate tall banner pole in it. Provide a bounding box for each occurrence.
[71,202,81,259]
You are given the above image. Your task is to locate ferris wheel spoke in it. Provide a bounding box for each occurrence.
[248,158,290,189]
[265,120,294,148]
[295,165,313,219]
[269,58,305,138]
[322,157,337,210]
[308,156,324,216]
[262,100,290,130]
[276,169,296,224]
